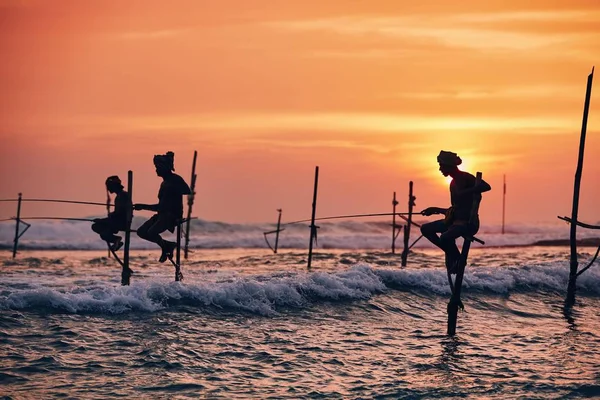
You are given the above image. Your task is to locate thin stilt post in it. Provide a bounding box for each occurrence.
[122,171,133,286]
[307,166,319,270]
[106,190,111,258]
[184,150,197,259]
[567,66,594,304]
[274,209,282,253]
[501,174,506,235]
[401,181,415,266]
[392,192,398,254]
[263,209,285,253]
[448,172,483,336]
[176,222,182,281]
[12,193,22,258]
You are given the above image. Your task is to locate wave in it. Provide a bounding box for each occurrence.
[0,218,598,250]
[1,261,598,316]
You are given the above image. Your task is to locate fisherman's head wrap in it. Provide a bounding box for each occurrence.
[437,150,462,166]
[153,151,175,171]
[105,175,123,189]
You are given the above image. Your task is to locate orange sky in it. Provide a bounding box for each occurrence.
[0,0,598,225]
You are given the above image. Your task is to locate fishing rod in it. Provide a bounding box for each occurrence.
[0,216,95,222]
[0,198,112,207]
[282,212,418,226]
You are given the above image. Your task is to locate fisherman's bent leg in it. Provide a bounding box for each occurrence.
[439,224,467,256]
[92,219,118,243]
[146,214,176,248]
[137,215,162,245]
[420,219,447,250]
[439,224,474,272]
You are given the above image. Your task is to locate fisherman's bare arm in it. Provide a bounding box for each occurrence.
[133,203,160,211]
[420,207,449,216]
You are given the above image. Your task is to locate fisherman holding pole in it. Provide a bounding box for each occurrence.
[134,151,191,263]
[420,151,491,274]
[92,176,132,251]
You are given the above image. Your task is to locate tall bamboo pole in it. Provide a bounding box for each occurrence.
[307,166,319,270]
[567,67,594,304]
[447,172,482,336]
[184,150,198,259]
[401,181,415,266]
[502,174,506,235]
[122,171,133,286]
[392,192,398,254]
[12,193,22,258]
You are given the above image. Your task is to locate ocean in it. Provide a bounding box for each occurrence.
[1,219,600,398]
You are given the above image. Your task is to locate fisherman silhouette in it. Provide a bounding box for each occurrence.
[134,151,191,262]
[92,176,132,251]
[420,151,491,274]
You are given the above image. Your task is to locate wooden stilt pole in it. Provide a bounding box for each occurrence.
[274,209,282,253]
[567,66,594,305]
[175,222,182,281]
[12,193,22,259]
[106,190,111,258]
[401,181,415,267]
[501,174,506,235]
[392,192,398,254]
[447,172,482,336]
[307,166,319,270]
[184,150,197,259]
[122,171,133,286]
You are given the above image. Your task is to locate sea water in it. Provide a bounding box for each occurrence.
[1,245,600,399]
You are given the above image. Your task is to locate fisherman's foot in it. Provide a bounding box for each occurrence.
[110,237,123,252]
[158,241,177,263]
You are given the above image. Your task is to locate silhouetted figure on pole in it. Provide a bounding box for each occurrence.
[420,151,491,273]
[92,176,132,251]
[134,151,191,262]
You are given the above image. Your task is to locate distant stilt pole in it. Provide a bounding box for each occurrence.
[567,66,594,304]
[106,190,111,258]
[122,171,133,286]
[448,172,483,336]
[184,150,198,259]
[501,174,506,235]
[401,181,415,267]
[392,192,398,254]
[175,222,182,281]
[274,209,282,253]
[12,193,22,259]
[307,166,319,270]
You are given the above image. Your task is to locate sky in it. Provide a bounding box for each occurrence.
[0,0,599,226]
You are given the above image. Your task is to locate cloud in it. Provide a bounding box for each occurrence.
[391,84,584,100]
[117,28,193,40]
[266,10,600,53]
[20,112,573,139]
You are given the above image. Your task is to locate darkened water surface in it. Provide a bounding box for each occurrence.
[1,247,600,398]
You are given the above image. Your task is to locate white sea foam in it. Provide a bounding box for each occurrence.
[2,259,598,315]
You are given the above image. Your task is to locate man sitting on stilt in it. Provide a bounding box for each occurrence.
[92,176,132,251]
[134,151,191,262]
[420,151,491,274]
